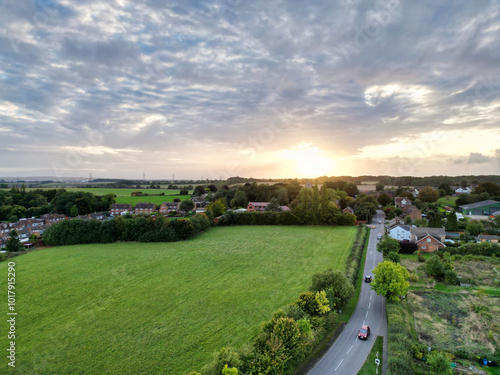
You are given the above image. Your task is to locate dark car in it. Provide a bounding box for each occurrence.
[364,275,372,283]
[358,325,370,340]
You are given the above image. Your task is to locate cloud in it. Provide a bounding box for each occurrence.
[0,0,500,178]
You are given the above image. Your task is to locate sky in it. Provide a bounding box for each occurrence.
[1,0,500,180]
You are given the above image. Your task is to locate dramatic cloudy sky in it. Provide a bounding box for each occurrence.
[1,0,500,179]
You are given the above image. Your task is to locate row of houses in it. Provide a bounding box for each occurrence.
[246,202,290,212]
[110,200,210,216]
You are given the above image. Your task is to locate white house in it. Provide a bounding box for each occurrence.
[388,225,411,241]
[455,187,472,195]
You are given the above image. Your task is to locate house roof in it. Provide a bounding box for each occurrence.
[134,203,156,209]
[110,204,132,209]
[459,200,500,210]
[477,234,498,240]
[410,227,445,238]
[390,224,411,232]
[248,202,269,207]
[416,234,446,246]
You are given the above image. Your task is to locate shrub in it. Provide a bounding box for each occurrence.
[387,252,401,263]
[425,255,445,279]
[444,269,458,285]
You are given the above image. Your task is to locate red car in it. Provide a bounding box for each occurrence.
[358,325,370,340]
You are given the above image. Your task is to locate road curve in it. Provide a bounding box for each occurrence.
[307,211,386,375]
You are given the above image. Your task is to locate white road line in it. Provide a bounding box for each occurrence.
[368,302,371,308]
[365,311,369,318]
[335,359,344,371]
[347,345,353,354]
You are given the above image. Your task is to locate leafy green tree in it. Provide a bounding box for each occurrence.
[445,211,459,231]
[466,222,484,236]
[6,229,23,252]
[310,269,354,309]
[179,199,195,213]
[202,347,241,375]
[207,198,226,217]
[70,205,79,217]
[343,183,359,197]
[276,188,289,205]
[295,291,329,316]
[473,182,500,196]
[264,197,282,212]
[427,211,443,228]
[179,189,189,195]
[425,255,445,279]
[377,237,400,258]
[427,352,452,374]
[311,185,320,219]
[221,365,238,375]
[315,291,330,314]
[438,183,453,196]
[230,191,248,208]
[377,193,391,207]
[418,186,439,203]
[386,252,401,263]
[371,261,410,301]
[375,183,384,191]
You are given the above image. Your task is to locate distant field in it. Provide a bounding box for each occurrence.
[115,194,189,206]
[0,187,187,197]
[0,226,356,375]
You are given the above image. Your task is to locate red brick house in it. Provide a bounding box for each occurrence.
[159,202,179,214]
[134,203,156,214]
[110,204,132,216]
[342,207,355,215]
[247,202,269,212]
[401,204,422,220]
[416,234,446,252]
[395,197,412,209]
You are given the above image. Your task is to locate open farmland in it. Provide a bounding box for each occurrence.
[0,226,355,375]
[114,194,189,206]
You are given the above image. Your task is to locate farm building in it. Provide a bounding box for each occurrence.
[458,200,500,216]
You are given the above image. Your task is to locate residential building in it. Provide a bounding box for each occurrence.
[455,187,472,195]
[416,234,446,252]
[342,207,355,215]
[458,200,500,216]
[395,197,412,209]
[388,225,411,241]
[476,234,499,243]
[110,204,133,216]
[410,227,446,243]
[401,205,422,220]
[134,203,156,214]
[247,202,269,212]
[159,202,179,214]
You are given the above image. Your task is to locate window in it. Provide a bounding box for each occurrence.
[422,246,426,249]
[427,238,431,242]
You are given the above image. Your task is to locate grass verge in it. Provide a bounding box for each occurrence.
[358,336,384,375]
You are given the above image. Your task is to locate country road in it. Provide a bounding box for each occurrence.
[307,211,387,375]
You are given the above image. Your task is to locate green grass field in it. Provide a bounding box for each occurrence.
[437,195,458,207]
[0,187,186,197]
[0,226,355,375]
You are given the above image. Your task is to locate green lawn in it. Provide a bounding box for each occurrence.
[437,195,458,207]
[358,336,383,375]
[0,226,355,375]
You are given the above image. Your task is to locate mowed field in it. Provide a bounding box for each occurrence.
[114,194,190,206]
[0,187,186,196]
[0,226,355,375]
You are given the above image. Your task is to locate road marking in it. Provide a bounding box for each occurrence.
[335,359,344,371]
[368,302,371,308]
[369,293,372,300]
[365,311,369,318]
[347,345,353,354]
[363,320,365,325]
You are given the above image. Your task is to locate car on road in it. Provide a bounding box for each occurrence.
[371,225,376,229]
[377,233,382,239]
[378,220,382,224]
[358,325,370,340]
[364,275,372,283]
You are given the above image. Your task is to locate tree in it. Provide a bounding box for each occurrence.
[193,186,206,196]
[343,183,359,197]
[6,229,22,252]
[230,191,248,208]
[179,189,189,195]
[427,352,452,374]
[276,188,289,205]
[377,193,391,207]
[445,211,459,231]
[418,186,439,203]
[295,291,330,316]
[425,256,445,279]
[377,237,400,258]
[70,205,79,217]
[207,199,226,217]
[427,211,443,228]
[371,261,410,301]
[264,197,282,212]
[375,183,384,191]
[179,199,195,213]
[222,365,238,375]
[473,182,500,196]
[466,222,484,236]
[311,269,354,310]
[438,183,453,196]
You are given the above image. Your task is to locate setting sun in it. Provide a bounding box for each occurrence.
[280,145,335,177]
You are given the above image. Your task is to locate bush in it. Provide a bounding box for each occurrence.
[425,256,445,279]
[201,347,241,375]
[444,269,458,285]
[387,252,401,263]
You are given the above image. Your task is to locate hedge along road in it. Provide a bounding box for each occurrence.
[307,211,387,375]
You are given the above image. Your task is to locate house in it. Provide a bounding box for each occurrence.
[109,204,133,216]
[342,207,355,215]
[415,234,446,252]
[455,187,472,195]
[401,205,422,221]
[31,224,49,238]
[410,227,446,243]
[395,197,412,209]
[159,202,179,214]
[388,224,411,241]
[247,202,269,212]
[191,197,209,208]
[40,214,66,223]
[88,212,106,220]
[134,203,156,215]
[388,217,404,228]
[458,200,500,216]
[476,234,499,243]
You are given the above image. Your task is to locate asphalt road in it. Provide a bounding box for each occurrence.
[307,211,386,375]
